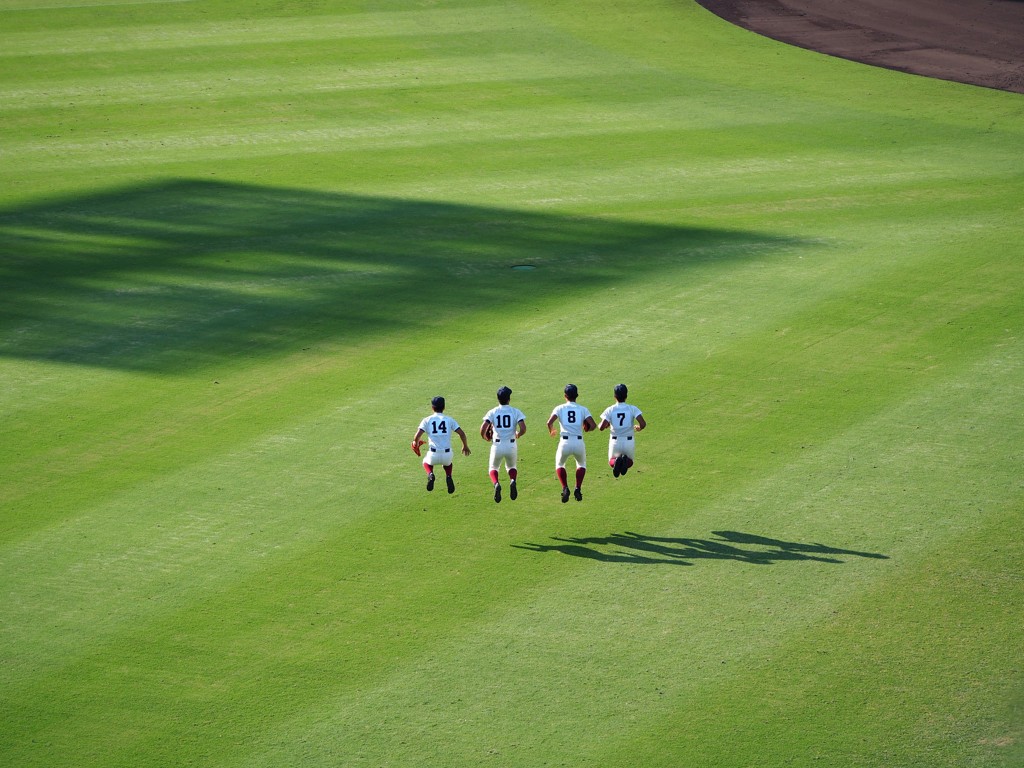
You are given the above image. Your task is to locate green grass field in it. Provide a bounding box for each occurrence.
[2,1,1022,765]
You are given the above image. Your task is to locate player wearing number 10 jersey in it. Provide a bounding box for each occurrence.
[546,384,597,503]
[412,396,471,494]
[481,386,526,503]
[599,383,646,478]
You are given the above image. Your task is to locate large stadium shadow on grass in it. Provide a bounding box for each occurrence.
[515,530,888,566]
[0,179,806,373]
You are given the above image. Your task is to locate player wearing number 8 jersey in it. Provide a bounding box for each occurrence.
[599,383,646,477]
[546,384,597,502]
[411,396,471,494]
[480,386,526,503]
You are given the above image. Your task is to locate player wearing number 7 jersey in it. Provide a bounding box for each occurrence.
[599,383,646,478]
[480,386,526,503]
[546,384,597,503]
[412,396,471,494]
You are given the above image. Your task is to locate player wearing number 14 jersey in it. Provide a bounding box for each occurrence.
[480,386,526,503]
[411,396,471,494]
[599,383,646,477]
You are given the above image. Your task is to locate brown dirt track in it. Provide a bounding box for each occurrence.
[695,0,1024,94]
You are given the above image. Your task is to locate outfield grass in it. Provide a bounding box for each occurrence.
[1,1,1022,766]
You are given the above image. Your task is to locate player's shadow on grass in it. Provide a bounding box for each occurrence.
[514,530,888,566]
[0,179,808,372]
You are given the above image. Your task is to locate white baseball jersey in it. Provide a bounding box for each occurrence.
[549,402,592,438]
[418,413,460,453]
[484,405,525,471]
[483,405,525,442]
[600,403,643,438]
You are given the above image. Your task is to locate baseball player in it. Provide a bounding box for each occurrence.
[480,385,527,503]
[411,396,471,494]
[546,383,597,502]
[599,383,647,477]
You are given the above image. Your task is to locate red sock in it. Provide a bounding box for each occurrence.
[424,463,433,475]
[508,468,518,481]
[609,458,617,468]
[489,470,500,484]
[556,467,568,488]
[444,464,453,477]
[575,467,586,488]
[626,458,634,468]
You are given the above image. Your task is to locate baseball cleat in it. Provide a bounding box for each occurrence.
[621,459,630,476]
[494,482,502,503]
[561,486,570,503]
[613,455,623,477]
[446,475,455,494]
[509,479,518,500]
[574,487,583,502]
[426,472,435,491]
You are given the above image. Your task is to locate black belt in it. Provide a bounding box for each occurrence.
[612,435,633,441]
[430,447,451,452]
[495,438,515,443]
[561,435,582,440]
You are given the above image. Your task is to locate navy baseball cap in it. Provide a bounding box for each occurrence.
[497,386,512,403]
[614,383,628,400]
[564,384,578,399]
[431,396,445,411]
